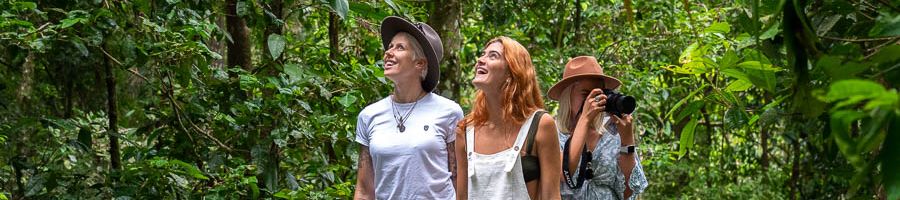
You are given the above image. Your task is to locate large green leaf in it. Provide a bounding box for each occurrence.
[704,22,732,35]
[871,45,900,64]
[830,110,866,169]
[823,79,886,103]
[171,159,209,180]
[332,0,349,19]
[817,55,870,80]
[267,34,285,59]
[678,117,698,158]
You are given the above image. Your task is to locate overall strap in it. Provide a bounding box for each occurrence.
[465,124,476,177]
[505,110,543,172]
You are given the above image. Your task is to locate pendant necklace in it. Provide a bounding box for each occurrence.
[391,92,423,132]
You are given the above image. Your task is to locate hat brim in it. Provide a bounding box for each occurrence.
[548,74,622,100]
[380,17,440,92]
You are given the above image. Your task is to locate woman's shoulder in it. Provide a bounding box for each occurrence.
[425,93,463,113]
[358,96,393,118]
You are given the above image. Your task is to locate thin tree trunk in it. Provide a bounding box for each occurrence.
[573,0,583,43]
[761,126,769,169]
[104,53,121,170]
[623,0,634,23]
[226,0,252,70]
[428,0,462,99]
[329,11,340,61]
[16,53,35,113]
[553,1,568,48]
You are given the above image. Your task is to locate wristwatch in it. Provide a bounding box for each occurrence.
[619,145,636,154]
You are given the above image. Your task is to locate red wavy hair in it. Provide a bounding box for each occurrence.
[463,36,544,127]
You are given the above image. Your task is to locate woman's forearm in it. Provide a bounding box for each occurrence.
[354,146,375,200]
[566,117,594,173]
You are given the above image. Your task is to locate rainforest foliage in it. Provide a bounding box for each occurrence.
[1,0,899,199]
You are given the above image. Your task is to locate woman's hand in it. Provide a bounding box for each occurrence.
[611,114,634,143]
[579,89,606,127]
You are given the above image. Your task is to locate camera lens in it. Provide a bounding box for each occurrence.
[602,89,636,116]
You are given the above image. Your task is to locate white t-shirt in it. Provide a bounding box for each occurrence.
[355,92,464,200]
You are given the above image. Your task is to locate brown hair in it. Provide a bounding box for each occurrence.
[462,36,544,128]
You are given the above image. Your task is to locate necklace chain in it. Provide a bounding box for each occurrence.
[391,92,424,132]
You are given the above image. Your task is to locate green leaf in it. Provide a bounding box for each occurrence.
[830,110,867,169]
[236,1,251,17]
[871,45,900,64]
[675,101,703,123]
[870,13,900,36]
[725,107,748,129]
[760,23,780,40]
[350,2,389,20]
[337,93,358,108]
[678,117,698,158]
[818,55,870,80]
[666,84,708,120]
[13,2,37,11]
[283,63,303,81]
[725,79,753,92]
[171,159,208,180]
[239,74,260,91]
[60,18,82,29]
[25,174,45,196]
[72,40,89,57]
[332,0,349,19]
[267,34,286,59]
[824,79,886,103]
[704,22,731,35]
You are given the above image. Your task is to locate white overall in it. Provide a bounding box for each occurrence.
[466,111,540,200]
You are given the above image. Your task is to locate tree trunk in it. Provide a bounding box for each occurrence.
[573,0,583,44]
[623,0,634,23]
[226,0,252,70]
[553,1,568,48]
[16,53,35,113]
[761,126,769,169]
[428,0,462,100]
[329,11,340,61]
[104,53,122,171]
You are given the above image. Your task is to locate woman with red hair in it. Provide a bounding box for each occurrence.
[455,36,562,200]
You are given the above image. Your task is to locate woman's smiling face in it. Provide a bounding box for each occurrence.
[472,42,509,90]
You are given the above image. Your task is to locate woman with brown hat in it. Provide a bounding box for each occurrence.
[548,56,648,200]
[454,36,562,200]
[353,16,463,200]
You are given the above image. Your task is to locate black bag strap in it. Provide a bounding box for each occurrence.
[525,110,546,156]
[562,135,593,189]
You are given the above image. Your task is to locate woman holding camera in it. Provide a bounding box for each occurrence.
[549,56,648,200]
[354,16,463,200]
[454,36,562,200]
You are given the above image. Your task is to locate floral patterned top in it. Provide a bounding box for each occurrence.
[558,117,649,200]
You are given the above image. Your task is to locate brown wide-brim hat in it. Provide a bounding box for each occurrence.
[548,56,622,100]
[380,16,443,92]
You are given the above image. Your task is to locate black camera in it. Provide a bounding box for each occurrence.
[600,89,636,117]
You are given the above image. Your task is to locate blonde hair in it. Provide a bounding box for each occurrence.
[556,84,607,134]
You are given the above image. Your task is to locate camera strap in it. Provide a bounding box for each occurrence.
[562,135,593,189]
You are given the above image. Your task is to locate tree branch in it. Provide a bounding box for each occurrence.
[820,35,900,42]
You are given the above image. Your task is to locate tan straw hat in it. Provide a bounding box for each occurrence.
[547,56,622,100]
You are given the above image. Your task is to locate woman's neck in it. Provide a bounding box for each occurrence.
[392,79,425,103]
[483,91,506,124]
